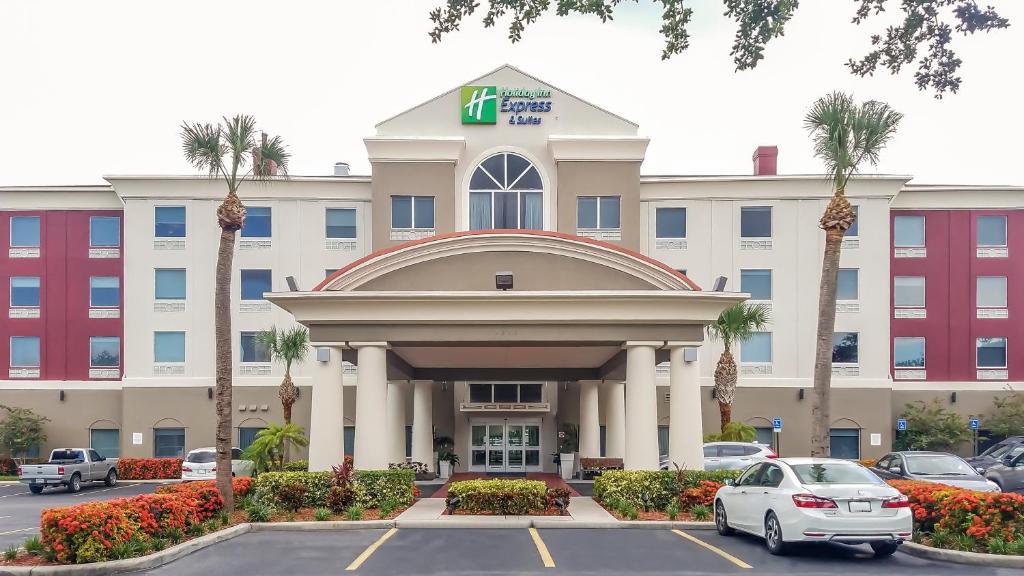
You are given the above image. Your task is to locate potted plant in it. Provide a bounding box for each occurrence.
[438,450,459,479]
[557,424,578,480]
[433,433,453,475]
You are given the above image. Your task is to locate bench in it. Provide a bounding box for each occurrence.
[579,457,624,479]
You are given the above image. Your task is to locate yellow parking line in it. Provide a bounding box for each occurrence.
[529,527,555,568]
[671,529,751,569]
[345,528,398,571]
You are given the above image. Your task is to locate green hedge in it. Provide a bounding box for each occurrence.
[253,469,414,509]
[447,479,547,515]
[593,469,741,509]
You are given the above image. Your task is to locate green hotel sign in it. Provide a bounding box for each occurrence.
[461,85,553,126]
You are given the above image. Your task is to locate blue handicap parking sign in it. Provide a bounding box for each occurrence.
[772,417,782,431]
[970,417,980,430]
[897,418,907,431]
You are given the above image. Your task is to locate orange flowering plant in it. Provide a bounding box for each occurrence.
[887,479,1024,548]
[679,480,724,511]
[116,458,183,480]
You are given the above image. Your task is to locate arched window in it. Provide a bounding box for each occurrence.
[469,152,543,230]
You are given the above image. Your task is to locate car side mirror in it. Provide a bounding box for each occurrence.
[889,465,903,475]
[724,478,735,486]
[1002,455,1015,466]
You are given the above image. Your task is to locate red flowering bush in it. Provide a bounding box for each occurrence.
[41,484,228,564]
[888,479,1024,550]
[157,477,252,501]
[679,480,723,511]
[117,458,183,480]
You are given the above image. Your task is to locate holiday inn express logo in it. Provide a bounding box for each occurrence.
[461,86,497,124]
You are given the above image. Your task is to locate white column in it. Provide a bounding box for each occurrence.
[624,342,660,470]
[602,380,626,459]
[353,342,389,470]
[669,344,704,471]
[308,345,344,472]
[412,380,434,472]
[387,380,408,465]
[578,380,601,457]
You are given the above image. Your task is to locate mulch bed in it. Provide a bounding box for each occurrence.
[597,502,703,522]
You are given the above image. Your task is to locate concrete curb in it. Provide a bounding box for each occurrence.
[0,523,251,576]
[396,517,533,529]
[250,520,394,531]
[900,541,1024,568]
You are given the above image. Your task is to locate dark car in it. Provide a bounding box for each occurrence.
[871,451,1000,492]
[965,436,1024,474]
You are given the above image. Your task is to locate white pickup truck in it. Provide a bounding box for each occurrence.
[18,448,119,494]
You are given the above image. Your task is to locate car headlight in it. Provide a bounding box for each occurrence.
[988,480,1001,492]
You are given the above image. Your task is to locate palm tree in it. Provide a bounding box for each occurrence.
[180,116,289,511]
[706,303,770,430]
[257,326,310,425]
[804,93,901,457]
[241,423,309,473]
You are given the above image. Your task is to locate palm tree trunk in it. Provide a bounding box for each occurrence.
[714,346,738,431]
[810,191,851,457]
[214,227,236,512]
[280,370,296,462]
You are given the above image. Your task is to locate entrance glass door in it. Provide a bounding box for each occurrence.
[470,420,543,473]
[506,425,524,472]
[486,424,505,472]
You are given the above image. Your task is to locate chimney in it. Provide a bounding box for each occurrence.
[752,146,778,176]
[333,162,350,176]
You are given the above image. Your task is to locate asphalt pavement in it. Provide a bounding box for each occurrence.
[0,481,168,550]
[127,527,1024,575]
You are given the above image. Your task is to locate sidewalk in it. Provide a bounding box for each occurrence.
[393,496,616,528]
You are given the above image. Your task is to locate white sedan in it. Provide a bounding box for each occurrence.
[714,458,912,556]
[181,447,255,481]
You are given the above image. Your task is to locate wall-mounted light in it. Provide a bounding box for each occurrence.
[712,276,728,292]
[798,388,805,401]
[59,390,65,402]
[285,276,299,291]
[951,391,958,403]
[495,271,513,291]
[207,387,213,400]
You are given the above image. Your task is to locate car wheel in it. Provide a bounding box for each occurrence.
[29,485,44,494]
[715,501,734,536]
[870,541,899,557]
[67,474,81,493]
[764,512,787,555]
[105,469,118,487]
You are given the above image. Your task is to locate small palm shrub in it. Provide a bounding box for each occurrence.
[665,499,680,521]
[345,504,364,521]
[4,545,17,561]
[276,481,308,512]
[151,538,168,552]
[23,535,43,556]
[247,502,273,523]
[379,499,397,517]
[217,511,230,526]
[689,504,712,521]
[314,507,331,521]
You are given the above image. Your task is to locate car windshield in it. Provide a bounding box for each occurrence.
[791,463,883,485]
[981,443,1014,458]
[50,450,84,461]
[905,455,979,476]
[186,451,216,463]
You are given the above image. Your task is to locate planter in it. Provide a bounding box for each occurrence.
[559,453,575,480]
[439,460,452,479]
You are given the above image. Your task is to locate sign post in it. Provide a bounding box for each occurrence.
[969,417,980,456]
[772,417,782,455]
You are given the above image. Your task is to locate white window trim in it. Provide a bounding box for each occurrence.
[976,338,1008,369]
[9,336,41,368]
[654,206,687,240]
[154,206,186,239]
[9,216,41,248]
[155,269,187,301]
[466,150,547,231]
[89,337,121,369]
[740,269,773,302]
[976,276,1008,309]
[576,196,621,231]
[977,215,1008,248]
[324,207,359,240]
[740,332,773,365]
[837,268,859,302]
[832,333,860,366]
[89,216,121,248]
[894,276,926,308]
[241,206,272,239]
[154,332,187,364]
[391,196,435,231]
[739,206,773,239]
[88,277,120,309]
[893,215,926,248]
[893,337,926,369]
[240,270,272,302]
[9,277,40,309]
[239,333,271,365]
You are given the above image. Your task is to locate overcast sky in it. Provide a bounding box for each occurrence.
[2,1,1021,185]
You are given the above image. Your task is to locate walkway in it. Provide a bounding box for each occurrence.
[430,473,579,499]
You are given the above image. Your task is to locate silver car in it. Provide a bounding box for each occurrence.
[704,442,777,471]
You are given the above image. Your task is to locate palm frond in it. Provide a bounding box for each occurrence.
[706,303,771,349]
[222,115,259,184]
[253,134,291,180]
[256,325,309,368]
[180,122,225,176]
[804,92,902,189]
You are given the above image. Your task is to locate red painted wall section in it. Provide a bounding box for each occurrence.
[891,209,1023,382]
[1,210,124,381]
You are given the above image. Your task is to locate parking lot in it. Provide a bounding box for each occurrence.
[0,481,167,550]
[128,527,1024,575]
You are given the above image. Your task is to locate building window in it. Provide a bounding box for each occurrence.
[740,332,772,363]
[894,337,925,368]
[467,383,543,403]
[469,152,543,230]
[10,277,40,307]
[154,331,186,363]
[90,429,120,459]
[845,206,859,237]
[240,270,272,301]
[977,276,1008,308]
[89,216,121,247]
[241,207,272,238]
[391,196,435,229]
[893,215,925,247]
[894,276,925,307]
[154,428,185,458]
[740,269,772,300]
[239,427,265,451]
[740,206,772,238]
[90,337,120,368]
[155,269,186,300]
[832,332,859,364]
[830,428,860,459]
[89,277,120,308]
[10,216,41,247]
[658,425,669,457]
[837,269,859,301]
[577,196,620,229]
[655,207,686,239]
[325,208,357,238]
[754,427,774,446]
[10,336,40,367]
[240,332,270,363]
[325,269,337,279]
[154,207,186,238]
[344,426,355,457]
[977,338,1007,369]
[977,215,1007,247]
